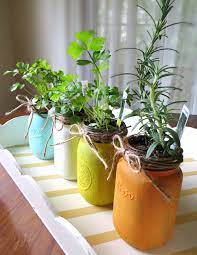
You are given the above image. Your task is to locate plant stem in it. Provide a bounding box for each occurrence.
[149,86,164,146]
[87,50,109,121]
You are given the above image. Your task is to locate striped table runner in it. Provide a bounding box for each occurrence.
[8,143,197,255]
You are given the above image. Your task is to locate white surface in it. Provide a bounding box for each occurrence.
[49,193,91,212]
[181,127,197,160]
[53,120,79,180]
[37,178,77,192]
[0,115,29,147]
[69,211,114,237]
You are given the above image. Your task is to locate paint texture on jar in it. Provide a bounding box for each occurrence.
[53,120,79,180]
[77,137,116,206]
[29,113,54,160]
[113,157,183,251]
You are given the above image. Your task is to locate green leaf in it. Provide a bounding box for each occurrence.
[146,141,159,158]
[99,61,109,72]
[4,70,14,76]
[10,82,25,92]
[99,50,111,61]
[76,60,92,66]
[67,42,84,60]
[157,86,182,91]
[50,93,60,102]
[164,127,180,147]
[88,37,105,51]
[75,31,95,46]
[116,118,121,128]
[34,59,50,70]
[166,101,187,107]
[65,73,75,82]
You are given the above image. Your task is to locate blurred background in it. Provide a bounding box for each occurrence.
[0,0,197,116]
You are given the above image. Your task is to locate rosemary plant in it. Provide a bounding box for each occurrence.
[115,0,186,159]
[67,31,121,130]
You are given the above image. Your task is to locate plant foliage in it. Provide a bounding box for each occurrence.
[47,73,88,123]
[4,59,61,111]
[4,59,87,123]
[116,0,186,158]
[67,30,121,130]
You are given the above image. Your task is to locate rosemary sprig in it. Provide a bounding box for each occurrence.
[115,0,188,158]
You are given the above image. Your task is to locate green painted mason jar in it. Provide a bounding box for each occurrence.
[77,122,127,206]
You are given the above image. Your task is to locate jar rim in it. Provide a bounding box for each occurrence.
[123,136,183,171]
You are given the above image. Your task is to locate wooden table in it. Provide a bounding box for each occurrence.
[0,109,64,255]
[171,114,197,129]
[0,165,64,255]
[0,107,29,125]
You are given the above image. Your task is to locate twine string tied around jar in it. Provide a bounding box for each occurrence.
[109,135,171,202]
[6,95,47,139]
[6,95,36,138]
[43,115,67,157]
[51,123,108,170]
[6,95,34,116]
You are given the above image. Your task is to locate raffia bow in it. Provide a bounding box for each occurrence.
[109,135,171,202]
[6,94,53,157]
[52,123,108,170]
[6,95,34,116]
[6,95,39,138]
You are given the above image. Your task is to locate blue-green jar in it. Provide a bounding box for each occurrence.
[28,113,54,160]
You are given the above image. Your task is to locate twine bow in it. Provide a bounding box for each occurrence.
[52,123,108,170]
[109,135,171,202]
[108,135,141,180]
[6,95,36,138]
[70,124,108,170]
[6,95,34,116]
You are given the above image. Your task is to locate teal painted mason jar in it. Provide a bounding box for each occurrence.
[28,113,54,160]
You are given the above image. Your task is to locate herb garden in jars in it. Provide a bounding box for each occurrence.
[3,0,195,253]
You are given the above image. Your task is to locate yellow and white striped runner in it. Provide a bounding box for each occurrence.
[8,144,197,255]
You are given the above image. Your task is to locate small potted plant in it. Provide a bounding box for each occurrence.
[48,73,88,180]
[4,59,57,159]
[67,31,128,205]
[112,0,185,250]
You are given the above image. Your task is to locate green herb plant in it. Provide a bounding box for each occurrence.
[47,73,88,124]
[67,31,121,130]
[5,59,89,123]
[114,0,187,159]
[4,59,61,111]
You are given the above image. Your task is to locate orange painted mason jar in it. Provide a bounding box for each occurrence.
[113,137,183,251]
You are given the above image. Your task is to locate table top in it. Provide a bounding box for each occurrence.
[0,163,64,255]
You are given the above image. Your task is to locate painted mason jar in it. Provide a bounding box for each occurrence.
[28,113,54,160]
[113,136,183,251]
[53,117,80,180]
[77,122,127,206]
